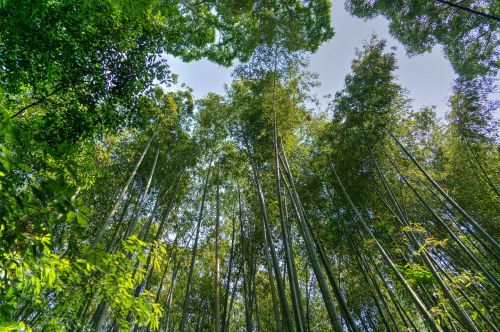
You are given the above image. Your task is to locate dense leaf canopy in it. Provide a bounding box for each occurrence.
[345,0,499,78]
[0,1,498,331]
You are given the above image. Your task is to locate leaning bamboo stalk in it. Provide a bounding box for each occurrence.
[330,162,443,332]
[388,130,498,251]
[372,154,479,332]
[359,246,402,331]
[221,209,236,332]
[430,248,499,331]
[370,254,420,331]
[237,182,254,332]
[93,132,156,247]
[224,260,241,332]
[179,160,212,332]
[215,160,222,332]
[466,141,500,199]
[352,247,392,331]
[261,184,286,331]
[278,150,343,332]
[274,118,307,332]
[249,155,292,332]
[125,147,160,237]
[389,157,500,290]
[284,172,359,332]
[106,193,134,252]
[163,259,181,332]
[419,179,497,260]
[278,141,358,331]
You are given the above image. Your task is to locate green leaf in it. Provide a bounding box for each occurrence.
[4,133,14,144]
[66,211,76,222]
[76,213,87,226]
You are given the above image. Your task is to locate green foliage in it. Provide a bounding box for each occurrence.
[322,36,406,202]
[0,3,498,331]
[448,77,499,144]
[397,263,435,286]
[0,0,334,146]
[345,0,500,78]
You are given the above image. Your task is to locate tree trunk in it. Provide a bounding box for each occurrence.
[273,120,307,332]
[372,154,479,332]
[215,160,222,332]
[466,141,500,198]
[386,154,499,290]
[263,216,283,331]
[238,182,253,332]
[222,206,236,332]
[388,130,498,250]
[279,149,344,332]
[179,161,212,332]
[126,147,160,237]
[249,156,292,332]
[331,162,443,332]
[93,133,156,247]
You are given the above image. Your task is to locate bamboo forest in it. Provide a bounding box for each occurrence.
[1,0,499,331]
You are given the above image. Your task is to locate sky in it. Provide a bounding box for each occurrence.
[166,1,458,117]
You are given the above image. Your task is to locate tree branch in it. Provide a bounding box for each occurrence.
[11,85,64,118]
[435,0,500,22]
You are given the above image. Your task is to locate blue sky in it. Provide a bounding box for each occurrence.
[166,1,458,117]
